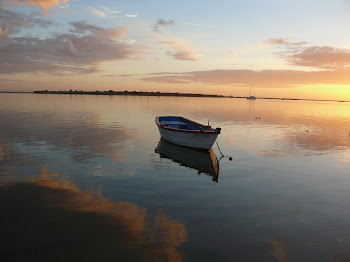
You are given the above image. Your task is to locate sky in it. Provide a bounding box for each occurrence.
[1,0,350,100]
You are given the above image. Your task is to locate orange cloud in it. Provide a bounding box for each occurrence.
[1,0,70,15]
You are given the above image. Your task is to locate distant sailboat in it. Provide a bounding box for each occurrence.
[247,85,256,100]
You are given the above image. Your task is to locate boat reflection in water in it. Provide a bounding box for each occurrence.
[155,139,220,182]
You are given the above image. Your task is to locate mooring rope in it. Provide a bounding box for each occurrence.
[215,135,232,161]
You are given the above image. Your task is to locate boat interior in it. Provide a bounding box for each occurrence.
[159,116,201,130]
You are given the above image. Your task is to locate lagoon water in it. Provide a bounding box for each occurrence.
[1,93,350,261]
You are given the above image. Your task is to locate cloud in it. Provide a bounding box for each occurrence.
[166,50,199,61]
[0,0,70,15]
[158,40,199,61]
[0,18,139,75]
[69,20,127,39]
[0,25,8,46]
[141,69,350,88]
[142,74,191,84]
[266,38,350,70]
[264,37,307,46]
[287,46,350,70]
[119,74,137,77]
[0,78,26,82]
[0,7,52,47]
[227,50,237,58]
[155,19,175,26]
[100,74,115,77]
[59,4,69,9]
[125,14,138,18]
[88,6,120,18]
[159,41,176,45]
[0,7,52,35]
[153,19,175,32]
[100,6,120,14]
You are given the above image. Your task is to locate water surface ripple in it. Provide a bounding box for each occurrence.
[1,93,350,262]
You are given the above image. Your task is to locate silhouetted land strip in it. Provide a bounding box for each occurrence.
[32,90,350,103]
[33,90,225,98]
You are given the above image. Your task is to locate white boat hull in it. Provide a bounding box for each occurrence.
[157,126,218,150]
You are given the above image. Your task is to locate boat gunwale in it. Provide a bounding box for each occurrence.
[155,116,219,134]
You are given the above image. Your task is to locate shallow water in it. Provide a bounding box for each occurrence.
[1,93,350,261]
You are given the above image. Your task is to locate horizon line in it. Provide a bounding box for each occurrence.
[1,90,349,103]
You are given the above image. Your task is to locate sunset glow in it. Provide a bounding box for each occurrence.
[1,0,350,100]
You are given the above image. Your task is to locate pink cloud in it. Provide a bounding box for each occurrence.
[265,38,308,46]
[266,38,350,70]
[287,46,350,70]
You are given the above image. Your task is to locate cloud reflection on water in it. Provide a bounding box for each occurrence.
[0,107,130,163]
[0,168,187,261]
[2,94,350,163]
[268,241,292,262]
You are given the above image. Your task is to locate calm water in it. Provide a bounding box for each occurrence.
[1,93,350,262]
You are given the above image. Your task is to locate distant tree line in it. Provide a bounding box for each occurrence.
[33,90,226,98]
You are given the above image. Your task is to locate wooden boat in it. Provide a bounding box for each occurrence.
[155,116,221,150]
[155,139,220,182]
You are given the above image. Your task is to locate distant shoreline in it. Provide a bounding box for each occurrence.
[31,90,350,103]
[1,90,349,103]
[33,90,225,98]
